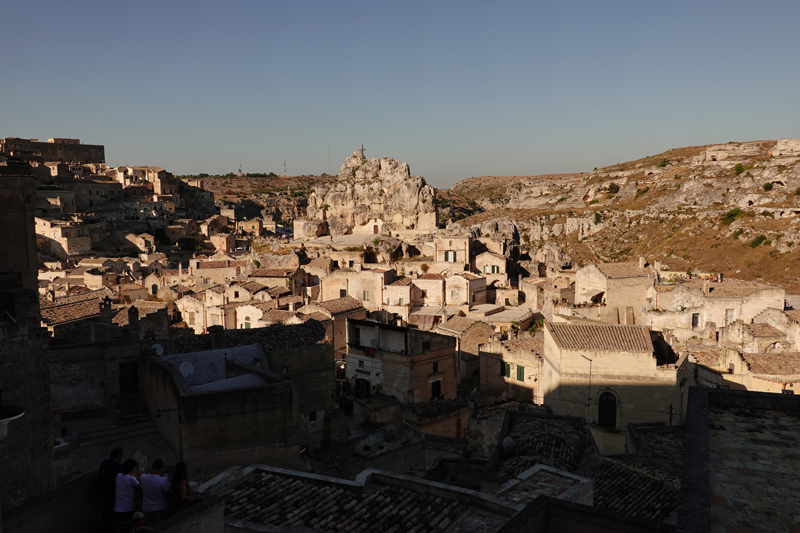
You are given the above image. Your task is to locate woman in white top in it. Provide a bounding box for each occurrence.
[114,459,140,527]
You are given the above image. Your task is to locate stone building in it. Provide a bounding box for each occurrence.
[1,158,40,291]
[434,316,495,383]
[479,336,544,405]
[574,260,655,324]
[475,251,508,286]
[345,319,458,402]
[644,277,785,341]
[319,267,393,315]
[433,234,471,267]
[35,218,93,259]
[445,272,486,307]
[297,297,366,358]
[0,270,57,515]
[0,137,105,164]
[143,322,333,477]
[540,321,684,453]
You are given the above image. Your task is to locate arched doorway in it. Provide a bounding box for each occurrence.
[598,392,617,428]
[373,225,378,234]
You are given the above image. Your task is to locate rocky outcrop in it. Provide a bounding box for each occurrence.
[306,151,437,235]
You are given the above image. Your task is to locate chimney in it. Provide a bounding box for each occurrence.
[638,256,646,269]
[208,325,225,350]
[703,279,710,295]
[718,273,724,283]
[99,296,112,324]
[128,306,139,339]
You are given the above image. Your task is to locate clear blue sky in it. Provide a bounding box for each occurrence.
[2,1,799,188]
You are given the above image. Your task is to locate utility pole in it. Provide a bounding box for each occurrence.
[580,354,593,424]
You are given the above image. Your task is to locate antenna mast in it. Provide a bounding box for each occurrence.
[283,159,287,177]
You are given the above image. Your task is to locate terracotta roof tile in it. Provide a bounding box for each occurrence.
[548,323,653,352]
[418,273,445,280]
[389,276,413,286]
[747,323,784,337]
[316,296,364,315]
[741,352,800,379]
[401,397,468,418]
[224,471,469,530]
[591,457,679,523]
[156,321,326,355]
[251,268,295,277]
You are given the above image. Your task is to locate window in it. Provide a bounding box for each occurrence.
[234,291,239,298]
[450,289,458,298]
[420,290,427,298]
[308,411,317,422]
[491,265,500,274]
[691,313,699,328]
[340,289,347,298]
[353,327,361,345]
[187,311,195,325]
[725,309,735,325]
[445,250,456,262]
[506,363,511,378]
[244,316,251,329]
[358,360,364,368]
[398,298,404,306]
[499,361,505,376]
[363,290,370,301]
[433,361,439,373]
[431,380,441,399]
[505,299,511,306]
[422,341,431,353]
[484,265,490,273]
[211,315,219,326]
[517,365,525,381]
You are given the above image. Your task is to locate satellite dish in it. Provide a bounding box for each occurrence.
[370,338,378,348]
[151,343,164,356]
[179,362,194,378]
[503,437,515,452]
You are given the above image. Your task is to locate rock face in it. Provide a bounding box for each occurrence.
[306,151,437,235]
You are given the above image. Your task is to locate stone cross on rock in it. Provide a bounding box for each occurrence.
[360,144,365,156]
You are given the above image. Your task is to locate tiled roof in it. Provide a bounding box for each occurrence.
[455,272,481,280]
[196,260,230,269]
[235,281,265,293]
[747,323,784,337]
[317,296,363,315]
[502,336,543,353]
[418,273,445,280]
[497,417,588,476]
[118,283,145,291]
[474,401,550,419]
[299,312,331,323]
[156,321,326,355]
[741,352,800,378]
[39,287,113,309]
[400,397,468,418]
[548,323,653,352]
[590,457,679,523]
[251,268,295,277]
[41,299,101,326]
[388,276,413,286]
[262,309,298,324]
[596,262,649,279]
[224,471,468,531]
[267,286,292,297]
[689,348,724,369]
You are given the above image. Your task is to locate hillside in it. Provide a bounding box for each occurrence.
[447,139,800,292]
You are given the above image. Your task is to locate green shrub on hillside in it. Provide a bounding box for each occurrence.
[763,182,773,191]
[720,208,742,225]
[749,235,767,248]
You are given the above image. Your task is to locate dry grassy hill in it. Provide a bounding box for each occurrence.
[446,139,800,292]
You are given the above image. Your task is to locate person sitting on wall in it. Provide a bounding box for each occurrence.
[168,462,201,512]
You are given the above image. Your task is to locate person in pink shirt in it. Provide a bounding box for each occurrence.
[113,459,140,531]
[139,458,170,526]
